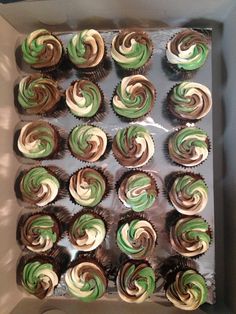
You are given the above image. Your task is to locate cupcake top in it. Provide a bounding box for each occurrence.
[169,173,208,215]
[69,125,107,162]
[65,261,107,302]
[18,74,62,114]
[17,121,58,159]
[69,168,106,207]
[117,260,155,303]
[67,29,105,68]
[112,75,156,119]
[168,82,212,121]
[170,216,211,257]
[21,29,63,70]
[111,30,153,70]
[118,171,158,212]
[166,29,209,71]
[166,269,208,310]
[117,218,157,259]
[66,80,102,118]
[19,167,60,207]
[69,212,106,251]
[19,213,59,253]
[112,125,154,168]
[168,127,209,167]
[21,260,59,299]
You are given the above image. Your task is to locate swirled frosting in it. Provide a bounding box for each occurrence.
[20,167,60,207]
[111,30,153,70]
[170,216,211,257]
[117,261,155,303]
[169,174,208,215]
[18,74,61,114]
[17,121,58,159]
[166,269,208,310]
[66,80,102,118]
[69,168,106,207]
[166,30,209,71]
[22,261,59,299]
[168,127,209,167]
[20,214,58,253]
[21,29,62,69]
[112,125,154,168]
[69,213,106,251]
[112,75,156,119]
[67,29,105,68]
[69,125,107,162]
[65,261,107,302]
[117,219,157,259]
[168,82,212,120]
[118,171,157,212]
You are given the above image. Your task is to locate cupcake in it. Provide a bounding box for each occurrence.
[166,29,209,72]
[165,268,208,310]
[112,125,155,168]
[21,29,63,71]
[118,171,158,212]
[18,256,60,299]
[168,172,208,215]
[68,125,108,162]
[65,259,107,302]
[17,166,60,207]
[116,260,155,303]
[112,75,156,120]
[116,216,157,259]
[169,215,212,257]
[167,82,212,121]
[67,29,106,70]
[168,127,210,167]
[16,121,59,159]
[17,74,62,115]
[65,80,103,119]
[17,212,61,253]
[111,30,153,72]
[68,209,107,251]
[69,167,107,207]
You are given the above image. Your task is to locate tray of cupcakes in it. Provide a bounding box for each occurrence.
[13,27,214,310]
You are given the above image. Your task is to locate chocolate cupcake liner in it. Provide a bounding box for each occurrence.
[164,171,208,215]
[164,126,211,169]
[110,80,157,122]
[115,169,159,212]
[67,166,113,208]
[67,206,112,251]
[66,79,107,122]
[13,121,67,164]
[67,124,112,163]
[165,211,213,259]
[14,165,69,208]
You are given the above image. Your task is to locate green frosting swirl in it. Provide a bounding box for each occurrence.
[22,261,58,299]
[118,172,157,212]
[166,269,208,310]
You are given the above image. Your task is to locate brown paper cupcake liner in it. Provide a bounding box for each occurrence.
[67,206,112,251]
[165,211,213,259]
[13,122,67,163]
[14,165,69,208]
[67,124,112,163]
[67,166,113,208]
[164,126,211,169]
[110,80,157,122]
[115,169,159,212]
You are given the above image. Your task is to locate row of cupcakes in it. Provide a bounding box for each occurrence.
[15,121,211,168]
[16,74,212,122]
[21,28,210,76]
[17,249,209,310]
